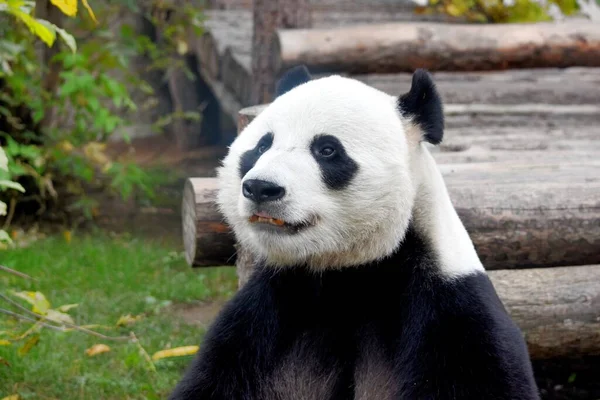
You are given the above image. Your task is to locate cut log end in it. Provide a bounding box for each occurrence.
[182,179,198,266]
[182,178,237,267]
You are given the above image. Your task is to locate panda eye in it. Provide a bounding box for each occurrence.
[255,133,273,154]
[318,146,336,158]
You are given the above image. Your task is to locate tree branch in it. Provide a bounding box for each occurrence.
[0,293,131,341]
[0,265,36,280]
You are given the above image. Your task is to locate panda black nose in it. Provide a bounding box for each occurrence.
[242,179,286,203]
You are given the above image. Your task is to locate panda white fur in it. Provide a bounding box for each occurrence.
[170,66,540,400]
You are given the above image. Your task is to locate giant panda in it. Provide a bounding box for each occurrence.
[169,66,540,400]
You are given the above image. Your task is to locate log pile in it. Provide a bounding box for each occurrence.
[178,0,600,361]
[181,101,600,359]
[186,8,600,126]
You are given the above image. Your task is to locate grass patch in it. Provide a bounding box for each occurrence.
[0,232,238,399]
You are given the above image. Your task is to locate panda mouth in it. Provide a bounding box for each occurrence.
[249,212,314,232]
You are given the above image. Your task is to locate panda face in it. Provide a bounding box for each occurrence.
[217,75,418,269]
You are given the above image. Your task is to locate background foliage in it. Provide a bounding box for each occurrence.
[417,0,580,22]
[0,0,204,229]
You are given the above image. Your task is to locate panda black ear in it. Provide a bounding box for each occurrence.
[275,65,312,98]
[398,69,444,145]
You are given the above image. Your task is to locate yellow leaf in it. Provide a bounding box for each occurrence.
[1,395,20,400]
[0,146,7,171]
[81,0,97,23]
[152,345,199,361]
[45,309,74,325]
[12,291,50,315]
[176,40,188,55]
[49,0,77,17]
[116,314,142,327]
[57,303,78,312]
[83,142,111,167]
[57,140,74,153]
[86,343,111,356]
[446,3,463,15]
[9,11,56,47]
[18,334,40,356]
[64,230,72,244]
[0,339,11,346]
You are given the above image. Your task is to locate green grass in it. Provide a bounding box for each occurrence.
[0,232,238,399]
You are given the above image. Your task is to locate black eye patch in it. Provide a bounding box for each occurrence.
[310,135,358,190]
[239,133,273,179]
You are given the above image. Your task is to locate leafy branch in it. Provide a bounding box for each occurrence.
[0,291,131,341]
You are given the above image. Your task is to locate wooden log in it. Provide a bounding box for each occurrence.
[273,21,600,74]
[251,0,312,104]
[181,181,600,359]
[488,265,600,359]
[181,173,600,270]
[182,177,236,267]
[182,102,600,269]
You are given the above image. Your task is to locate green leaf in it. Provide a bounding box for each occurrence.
[0,229,11,244]
[55,26,77,53]
[0,180,25,192]
[0,200,6,216]
[0,147,7,171]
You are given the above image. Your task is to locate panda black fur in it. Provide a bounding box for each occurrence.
[169,67,540,400]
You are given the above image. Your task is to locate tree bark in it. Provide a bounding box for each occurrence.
[167,55,205,149]
[36,0,64,131]
[273,21,600,75]
[251,0,312,105]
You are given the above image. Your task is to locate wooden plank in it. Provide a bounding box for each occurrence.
[274,21,600,74]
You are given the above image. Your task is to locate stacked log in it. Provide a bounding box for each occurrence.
[273,21,600,75]
[181,102,600,359]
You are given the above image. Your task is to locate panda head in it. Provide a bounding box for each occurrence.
[217,66,443,269]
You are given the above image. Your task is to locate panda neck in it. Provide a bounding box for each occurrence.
[410,143,484,278]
